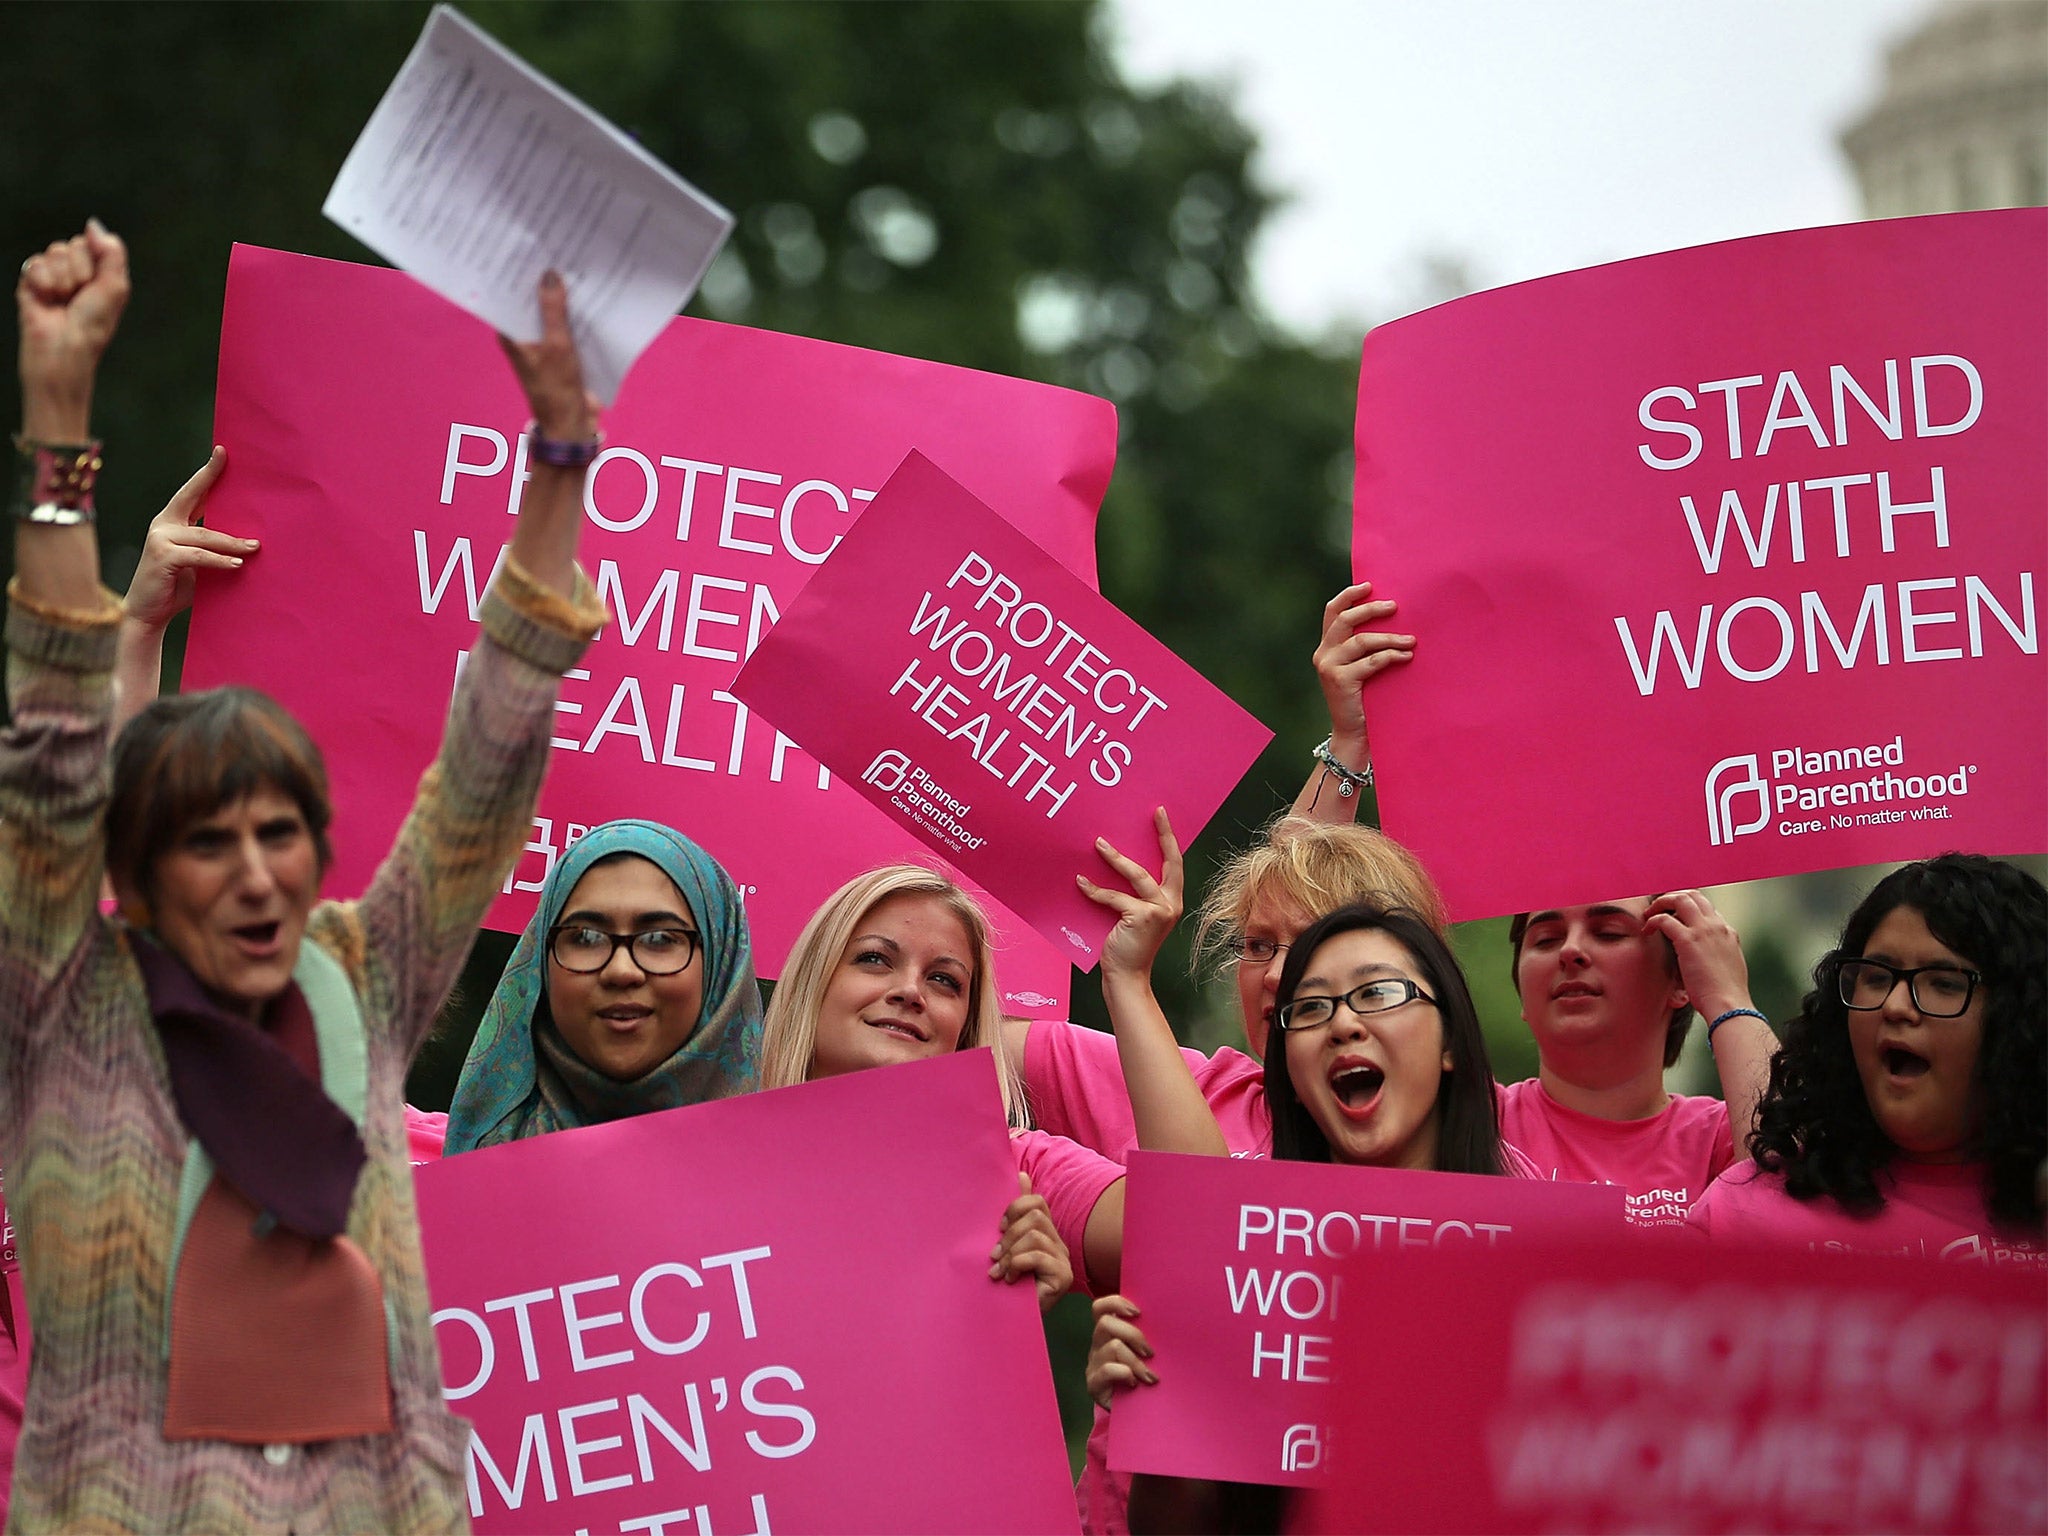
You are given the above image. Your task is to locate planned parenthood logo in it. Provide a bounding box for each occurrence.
[1281,1422,1324,1474]
[1703,734,1976,846]
[862,749,987,854]
[1704,755,1771,846]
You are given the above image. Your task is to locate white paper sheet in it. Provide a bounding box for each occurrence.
[323,5,733,403]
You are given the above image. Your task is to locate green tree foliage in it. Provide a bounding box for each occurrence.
[2,0,1525,1470]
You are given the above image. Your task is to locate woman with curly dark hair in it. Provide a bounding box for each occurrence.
[1689,854,2045,1263]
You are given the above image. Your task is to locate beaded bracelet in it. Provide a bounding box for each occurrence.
[1311,734,1374,798]
[9,433,103,526]
[525,420,604,470]
[1707,1006,1768,1044]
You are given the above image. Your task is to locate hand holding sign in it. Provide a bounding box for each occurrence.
[1087,1294,1158,1410]
[1310,579,1414,765]
[992,1171,1073,1313]
[1079,808,1185,979]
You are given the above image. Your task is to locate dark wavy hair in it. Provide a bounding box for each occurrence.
[107,687,334,903]
[1265,901,1505,1176]
[1751,853,2045,1228]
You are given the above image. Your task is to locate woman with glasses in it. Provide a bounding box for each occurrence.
[1688,854,2045,1259]
[1010,814,1448,1167]
[445,820,762,1150]
[1082,897,1521,1532]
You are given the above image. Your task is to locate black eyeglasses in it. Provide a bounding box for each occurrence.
[1226,936,1293,963]
[1837,958,1979,1018]
[549,925,700,976]
[1275,977,1437,1032]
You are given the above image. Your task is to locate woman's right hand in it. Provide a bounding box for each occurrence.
[1086,1294,1158,1409]
[16,221,129,440]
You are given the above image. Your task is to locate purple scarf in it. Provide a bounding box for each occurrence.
[131,935,365,1237]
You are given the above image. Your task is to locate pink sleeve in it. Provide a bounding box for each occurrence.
[404,1105,449,1165]
[1024,1021,1191,1162]
[1011,1130,1124,1297]
[1686,1161,1761,1240]
[1704,1097,1737,1182]
[1024,1022,1267,1161]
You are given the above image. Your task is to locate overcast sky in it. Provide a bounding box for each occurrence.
[1109,0,1931,333]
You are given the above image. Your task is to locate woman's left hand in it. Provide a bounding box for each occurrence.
[1078,807,1184,981]
[991,1172,1072,1313]
[1646,888,1752,1023]
[497,270,599,444]
[124,448,254,632]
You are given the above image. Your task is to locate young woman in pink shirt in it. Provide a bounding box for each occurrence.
[1690,854,2045,1263]
[1302,579,1776,1222]
[1081,896,1522,1533]
[757,864,1128,1307]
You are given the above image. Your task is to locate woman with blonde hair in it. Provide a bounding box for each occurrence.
[763,864,1129,1301]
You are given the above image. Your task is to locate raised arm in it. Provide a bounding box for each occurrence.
[497,270,597,601]
[341,272,608,1044]
[14,222,127,612]
[1078,808,1229,1158]
[0,226,131,996]
[1290,579,1413,824]
[1647,889,1775,1153]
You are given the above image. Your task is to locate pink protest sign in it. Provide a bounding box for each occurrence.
[415,1050,1078,1535]
[730,450,1272,968]
[1296,1233,2047,1534]
[1353,210,2046,920]
[1106,1150,1623,1488]
[182,244,1117,1013]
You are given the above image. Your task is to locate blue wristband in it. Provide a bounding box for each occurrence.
[1707,1006,1767,1044]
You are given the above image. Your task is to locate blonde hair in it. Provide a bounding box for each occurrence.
[1190,815,1447,975]
[760,864,1029,1129]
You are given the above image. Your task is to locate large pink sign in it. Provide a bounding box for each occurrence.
[1106,1150,1623,1488]
[1353,210,2046,920]
[183,244,1118,1011]
[731,451,1272,968]
[1297,1233,2047,1534]
[415,1050,1078,1534]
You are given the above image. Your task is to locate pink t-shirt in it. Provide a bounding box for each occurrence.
[1688,1159,2047,1268]
[1010,1129,1124,1298]
[1495,1077,1733,1226]
[403,1104,449,1165]
[1025,1020,1270,1160]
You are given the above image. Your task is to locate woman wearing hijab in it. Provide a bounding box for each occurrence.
[445,819,762,1151]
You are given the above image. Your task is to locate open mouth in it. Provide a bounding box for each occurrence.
[232,921,281,952]
[1330,1062,1385,1110]
[1882,1044,1931,1079]
[1552,982,1598,1000]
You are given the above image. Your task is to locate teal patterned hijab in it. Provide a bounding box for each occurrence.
[445,820,762,1153]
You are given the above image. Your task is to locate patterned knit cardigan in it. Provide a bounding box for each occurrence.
[0,559,604,1534]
